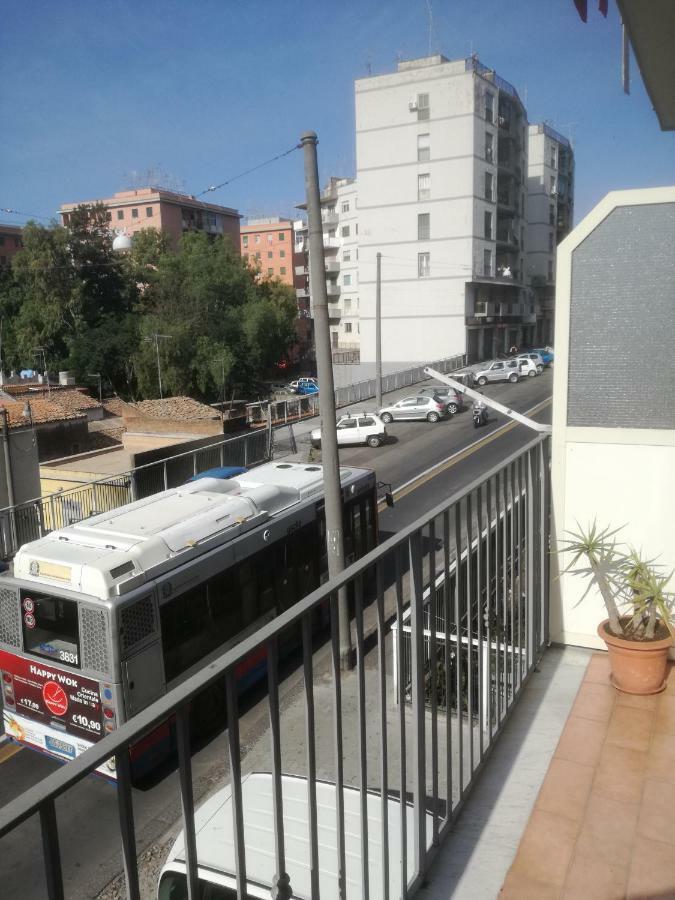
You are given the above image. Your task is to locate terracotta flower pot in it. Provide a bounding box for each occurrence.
[598,619,672,695]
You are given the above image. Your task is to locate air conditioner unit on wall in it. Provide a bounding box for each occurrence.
[408,98,418,111]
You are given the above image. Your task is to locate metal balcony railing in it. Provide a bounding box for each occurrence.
[0,435,550,899]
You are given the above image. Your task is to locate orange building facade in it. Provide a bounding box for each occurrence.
[0,224,23,266]
[239,217,301,285]
[59,188,240,250]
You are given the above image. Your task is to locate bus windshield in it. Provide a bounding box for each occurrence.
[20,590,80,668]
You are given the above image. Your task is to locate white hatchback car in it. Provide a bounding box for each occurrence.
[311,412,387,449]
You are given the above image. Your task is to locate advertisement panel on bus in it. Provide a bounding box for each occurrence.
[0,649,116,779]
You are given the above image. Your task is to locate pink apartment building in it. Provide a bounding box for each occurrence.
[0,224,23,266]
[59,188,240,250]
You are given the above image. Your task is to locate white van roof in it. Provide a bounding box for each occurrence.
[162,772,433,899]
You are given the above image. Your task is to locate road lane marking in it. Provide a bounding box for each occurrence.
[378,397,551,510]
[0,740,23,764]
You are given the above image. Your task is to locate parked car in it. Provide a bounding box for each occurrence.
[286,377,319,395]
[311,413,387,449]
[378,394,448,423]
[532,347,554,366]
[472,359,520,386]
[157,773,432,899]
[516,356,540,377]
[518,351,545,372]
[418,385,465,414]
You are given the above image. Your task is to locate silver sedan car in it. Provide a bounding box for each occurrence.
[378,394,448,424]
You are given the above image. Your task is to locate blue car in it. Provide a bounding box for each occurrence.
[532,347,554,366]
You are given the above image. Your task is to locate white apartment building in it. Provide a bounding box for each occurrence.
[526,123,575,344]
[295,177,359,357]
[356,55,532,367]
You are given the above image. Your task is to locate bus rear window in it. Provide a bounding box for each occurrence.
[21,590,80,668]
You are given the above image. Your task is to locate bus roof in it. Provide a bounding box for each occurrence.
[162,772,433,899]
[12,462,370,601]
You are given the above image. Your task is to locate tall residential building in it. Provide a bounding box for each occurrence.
[295,177,359,357]
[526,123,575,344]
[60,188,240,250]
[0,224,23,267]
[356,55,532,367]
[240,217,296,285]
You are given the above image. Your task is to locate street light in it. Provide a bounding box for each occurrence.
[144,333,172,400]
[31,347,51,399]
[87,373,102,403]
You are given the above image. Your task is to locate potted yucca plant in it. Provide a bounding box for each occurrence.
[560,522,674,694]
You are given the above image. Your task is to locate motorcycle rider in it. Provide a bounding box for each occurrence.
[472,392,488,428]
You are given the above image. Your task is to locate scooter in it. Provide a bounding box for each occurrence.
[472,398,489,428]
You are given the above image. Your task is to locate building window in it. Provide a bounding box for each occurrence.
[61,214,69,226]
[267,251,273,259]
[418,252,430,278]
[146,207,153,217]
[242,235,249,247]
[550,176,556,194]
[550,145,557,169]
[280,267,286,275]
[549,205,556,226]
[355,223,358,235]
[267,268,274,275]
[417,133,430,161]
[266,235,272,244]
[485,92,494,123]
[278,232,285,240]
[117,210,124,220]
[485,172,493,202]
[255,251,261,259]
[484,211,492,240]
[132,208,138,219]
[548,260,554,281]
[418,213,430,241]
[345,322,352,333]
[483,249,492,276]
[343,274,352,286]
[475,299,487,316]
[105,211,112,222]
[343,249,351,262]
[255,235,260,244]
[485,132,494,163]
[279,249,285,258]
[549,233,554,252]
[341,225,350,238]
[417,93,430,121]
[341,201,350,213]
[417,173,430,201]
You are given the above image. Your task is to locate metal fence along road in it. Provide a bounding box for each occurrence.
[0,435,550,900]
[0,429,271,560]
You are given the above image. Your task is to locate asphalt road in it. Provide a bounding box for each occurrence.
[0,369,552,899]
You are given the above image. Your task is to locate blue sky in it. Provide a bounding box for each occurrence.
[2,0,673,228]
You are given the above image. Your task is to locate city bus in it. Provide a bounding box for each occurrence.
[0,461,378,778]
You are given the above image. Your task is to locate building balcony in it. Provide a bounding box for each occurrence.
[296,286,309,300]
[321,210,339,228]
[323,236,340,250]
[295,264,309,277]
[325,259,340,274]
[326,282,341,298]
[496,229,519,249]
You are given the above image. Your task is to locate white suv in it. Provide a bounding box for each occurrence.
[310,413,387,449]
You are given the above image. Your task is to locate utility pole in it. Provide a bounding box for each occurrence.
[301,131,352,669]
[32,347,51,398]
[145,333,172,399]
[87,373,102,403]
[375,251,382,410]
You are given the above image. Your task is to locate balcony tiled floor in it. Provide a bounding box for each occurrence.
[500,655,675,900]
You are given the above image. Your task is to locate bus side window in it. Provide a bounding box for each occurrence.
[209,570,241,640]
[256,551,276,617]
[239,561,258,628]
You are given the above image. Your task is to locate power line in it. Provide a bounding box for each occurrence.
[1,207,53,223]
[196,143,302,197]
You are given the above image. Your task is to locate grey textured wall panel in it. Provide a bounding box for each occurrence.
[568,203,675,428]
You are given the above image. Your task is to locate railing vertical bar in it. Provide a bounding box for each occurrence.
[465,492,474,775]
[501,467,509,721]
[330,593,347,900]
[495,470,503,727]
[517,456,525,687]
[115,751,140,900]
[267,636,290,898]
[175,705,199,900]
[409,529,427,881]
[526,451,535,673]
[395,547,408,898]
[454,503,464,799]
[302,615,320,899]
[509,463,517,707]
[443,510,452,821]
[162,461,168,491]
[541,438,551,649]
[39,799,64,900]
[225,671,247,898]
[354,575,370,900]
[475,485,484,754]
[485,476,493,739]
[428,518,439,844]
[376,559,389,900]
